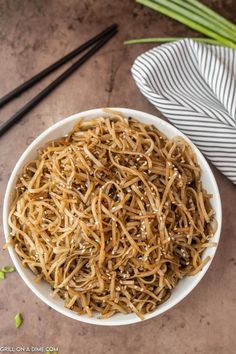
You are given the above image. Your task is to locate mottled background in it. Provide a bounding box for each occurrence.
[0,1,236,353]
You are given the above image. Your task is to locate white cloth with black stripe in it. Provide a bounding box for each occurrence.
[132,39,236,184]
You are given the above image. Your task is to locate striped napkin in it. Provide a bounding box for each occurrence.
[131,39,236,184]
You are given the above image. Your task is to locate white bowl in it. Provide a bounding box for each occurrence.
[3,108,222,326]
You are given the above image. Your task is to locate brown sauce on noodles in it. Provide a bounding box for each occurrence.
[8,110,217,319]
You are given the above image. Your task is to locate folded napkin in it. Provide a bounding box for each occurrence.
[131,39,236,184]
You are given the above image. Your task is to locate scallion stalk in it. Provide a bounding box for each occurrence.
[136,0,236,49]
[147,0,236,44]
[186,0,236,33]
[124,37,221,45]
[170,0,236,38]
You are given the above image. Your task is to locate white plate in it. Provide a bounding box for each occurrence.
[3,108,222,326]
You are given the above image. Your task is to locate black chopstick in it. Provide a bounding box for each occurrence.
[0,27,118,137]
[0,23,117,109]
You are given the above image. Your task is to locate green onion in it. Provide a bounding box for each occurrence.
[150,0,236,42]
[186,0,236,33]
[124,37,221,45]
[0,265,15,280]
[15,313,23,328]
[131,0,236,49]
[171,0,236,38]
[135,0,236,48]
[1,266,15,273]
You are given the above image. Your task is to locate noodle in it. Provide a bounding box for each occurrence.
[8,110,216,319]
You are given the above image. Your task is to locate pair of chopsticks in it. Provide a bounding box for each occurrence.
[0,24,118,137]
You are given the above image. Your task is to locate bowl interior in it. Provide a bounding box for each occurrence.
[3,108,222,326]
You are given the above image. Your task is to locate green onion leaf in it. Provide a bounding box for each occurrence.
[136,0,236,49]
[0,271,5,280]
[186,0,236,32]
[124,37,221,45]
[1,266,15,273]
[169,0,236,39]
[150,0,236,42]
[15,313,23,328]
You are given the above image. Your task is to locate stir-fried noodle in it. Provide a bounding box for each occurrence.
[8,110,216,319]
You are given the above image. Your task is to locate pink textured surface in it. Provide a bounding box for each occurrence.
[0,1,236,353]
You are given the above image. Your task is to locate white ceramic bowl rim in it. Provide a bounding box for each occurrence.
[3,108,222,326]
